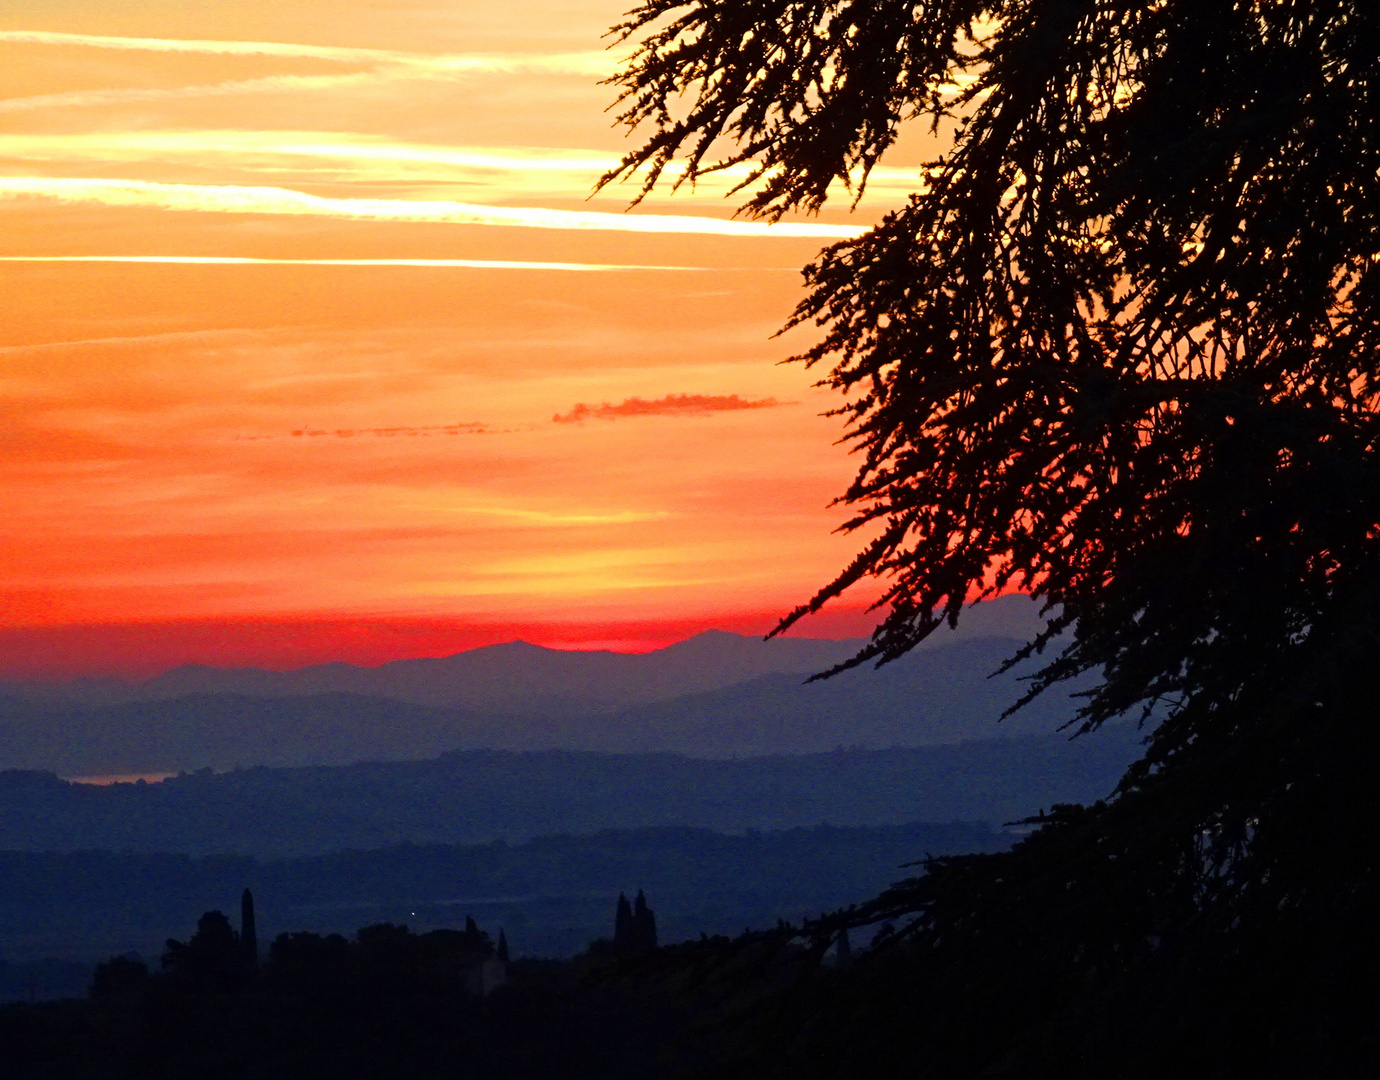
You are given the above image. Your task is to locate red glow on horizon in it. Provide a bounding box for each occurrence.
[66,772,178,787]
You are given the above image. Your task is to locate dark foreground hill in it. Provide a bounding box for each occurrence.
[0,734,1140,858]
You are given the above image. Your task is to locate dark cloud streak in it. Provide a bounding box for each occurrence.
[552,393,785,424]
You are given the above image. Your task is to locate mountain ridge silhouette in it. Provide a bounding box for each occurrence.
[0,636,1088,775]
[1,596,1044,714]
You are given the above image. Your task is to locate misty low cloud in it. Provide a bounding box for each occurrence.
[552,393,787,424]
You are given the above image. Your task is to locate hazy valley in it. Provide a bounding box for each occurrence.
[0,602,1140,1001]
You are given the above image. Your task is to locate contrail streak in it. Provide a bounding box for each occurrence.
[0,255,719,271]
[0,131,622,171]
[0,29,608,72]
[0,28,423,61]
[0,31,610,114]
[0,131,920,188]
[0,177,867,238]
[0,72,406,113]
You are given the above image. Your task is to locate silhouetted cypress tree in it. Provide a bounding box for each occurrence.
[89,955,150,1003]
[240,888,257,969]
[834,929,851,967]
[497,929,509,963]
[633,890,657,952]
[162,911,245,993]
[614,892,634,951]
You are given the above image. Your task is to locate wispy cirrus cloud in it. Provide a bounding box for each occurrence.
[553,393,787,424]
[0,72,409,114]
[0,29,607,72]
[0,130,620,172]
[0,176,866,238]
[0,327,265,357]
[0,28,429,62]
[0,30,609,115]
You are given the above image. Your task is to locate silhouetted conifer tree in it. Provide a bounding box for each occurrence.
[89,954,150,1003]
[633,889,657,952]
[834,929,851,967]
[460,914,491,957]
[602,2,1380,1074]
[162,910,247,993]
[496,929,509,963]
[240,888,257,970]
[614,892,634,951]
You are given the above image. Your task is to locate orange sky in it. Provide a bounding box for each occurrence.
[0,2,938,678]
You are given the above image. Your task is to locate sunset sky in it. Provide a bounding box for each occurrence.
[0,1,939,678]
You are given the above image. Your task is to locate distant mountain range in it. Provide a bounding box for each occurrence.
[3,629,865,713]
[0,597,1067,774]
[0,635,1085,774]
[1,595,1046,714]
